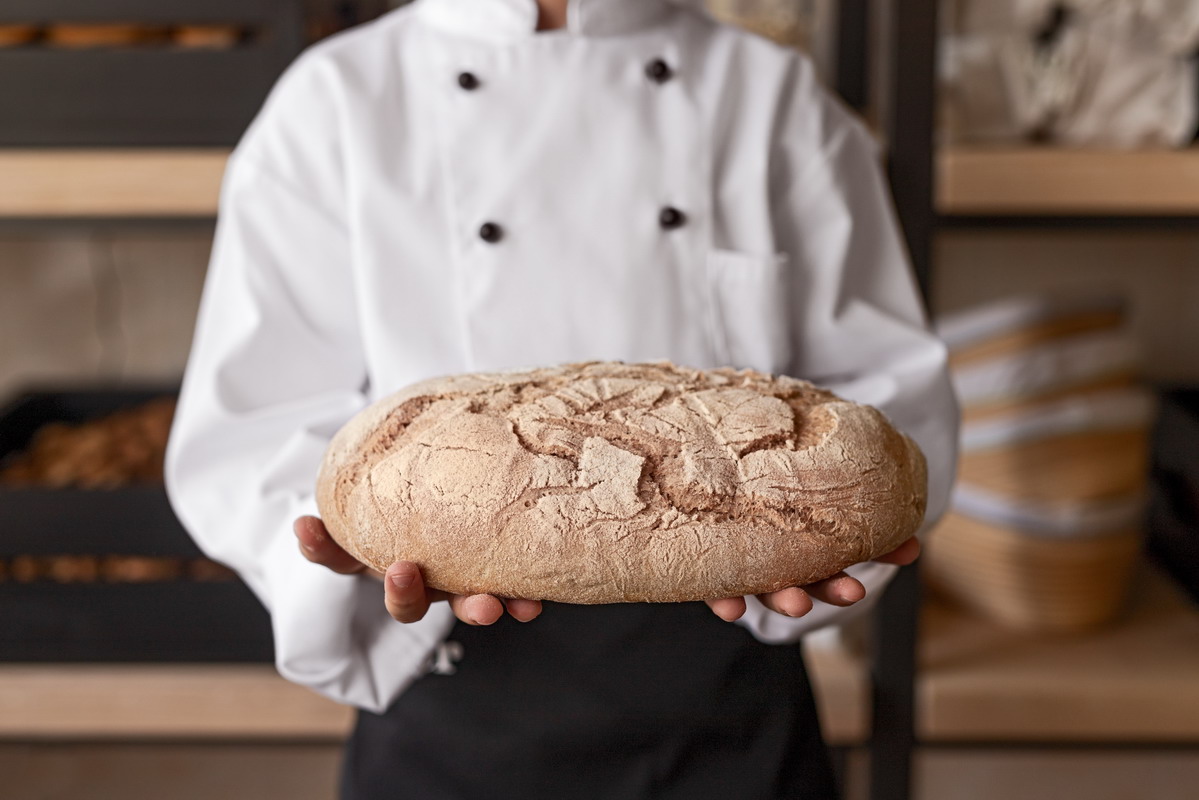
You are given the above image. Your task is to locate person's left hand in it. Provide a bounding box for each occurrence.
[704,536,921,622]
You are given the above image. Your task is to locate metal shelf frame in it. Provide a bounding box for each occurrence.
[829,2,938,799]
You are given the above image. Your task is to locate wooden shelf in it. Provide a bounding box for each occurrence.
[0,665,352,740]
[0,647,870,745]
[918,563,1199,743]
[0,149,228,218]
[2,564,1193,746]
[9,146,1193,220]
[937,147,1199,217]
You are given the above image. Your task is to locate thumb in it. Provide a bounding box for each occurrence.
[294,515,367,575]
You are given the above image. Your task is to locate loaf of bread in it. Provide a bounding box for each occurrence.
[45,25,164,48]
[0,398,175,489]
[316,362,927,603]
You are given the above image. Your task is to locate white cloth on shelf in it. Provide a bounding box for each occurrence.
[1064,0,1199,55]
[941,0,1199,146]
[943,0,1059,37]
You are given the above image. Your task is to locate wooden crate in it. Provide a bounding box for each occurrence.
[0,389,273,662]
[0,0,304,146]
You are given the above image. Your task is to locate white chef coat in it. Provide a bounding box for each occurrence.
[165,0,959,713]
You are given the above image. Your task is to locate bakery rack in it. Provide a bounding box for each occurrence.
[841,1,1199,799]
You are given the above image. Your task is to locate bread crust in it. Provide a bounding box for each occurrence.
[316,361,927,603]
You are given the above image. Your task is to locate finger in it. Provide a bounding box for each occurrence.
[803,572,866,606]
[705,596,747,622]
[502,598,543,622]
[756,586,813,618]
[384,561,432,623]
[874,536,921,566]
[294,516,366,575]
[448,594,505,626]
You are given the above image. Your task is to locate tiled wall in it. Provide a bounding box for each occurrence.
[0,230,211,399]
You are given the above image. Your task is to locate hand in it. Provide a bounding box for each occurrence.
[293,515,542,626]
[704,536,922,622]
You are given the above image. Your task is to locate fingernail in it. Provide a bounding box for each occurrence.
[391,571,414,590]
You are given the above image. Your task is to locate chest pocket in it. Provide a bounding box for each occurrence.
[706,248,793,375]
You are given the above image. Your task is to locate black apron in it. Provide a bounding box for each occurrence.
[339,602,837,799]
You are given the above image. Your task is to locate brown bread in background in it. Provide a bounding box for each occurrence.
[0,397,175,489]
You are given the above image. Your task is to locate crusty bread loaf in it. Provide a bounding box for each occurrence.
[316,361,927,603]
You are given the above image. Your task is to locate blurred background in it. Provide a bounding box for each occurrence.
[0,1,1196,798]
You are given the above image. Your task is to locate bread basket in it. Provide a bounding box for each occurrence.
[929,294,1150,631]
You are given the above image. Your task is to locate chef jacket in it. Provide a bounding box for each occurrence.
[165,0,960,713]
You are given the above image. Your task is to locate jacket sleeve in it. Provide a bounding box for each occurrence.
[735,61,960,644]
[164,52,454,711]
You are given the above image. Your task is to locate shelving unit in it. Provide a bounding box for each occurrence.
[852,0,1199,797]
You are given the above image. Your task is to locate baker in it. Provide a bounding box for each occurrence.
[165,0,959,797]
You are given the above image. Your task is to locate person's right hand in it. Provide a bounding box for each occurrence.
[293,516,542,626]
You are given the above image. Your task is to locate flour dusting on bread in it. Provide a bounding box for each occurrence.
[316,361,927,603]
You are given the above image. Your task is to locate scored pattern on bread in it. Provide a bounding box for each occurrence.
[317,361,927,603]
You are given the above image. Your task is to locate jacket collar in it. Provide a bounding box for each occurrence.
[417,0,672,41]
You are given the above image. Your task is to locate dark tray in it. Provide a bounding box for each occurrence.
[0,0,305,147]
[0,388,274,662]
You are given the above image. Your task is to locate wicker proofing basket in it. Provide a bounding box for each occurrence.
[926,511,1142,632]
[931,294,1152,631]
[958,425,1150,505]
[928,394,1152,632]
[928,411,1150,632]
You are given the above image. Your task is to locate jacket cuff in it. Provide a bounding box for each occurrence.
[734,561,898,644]
[263,496,456,713]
